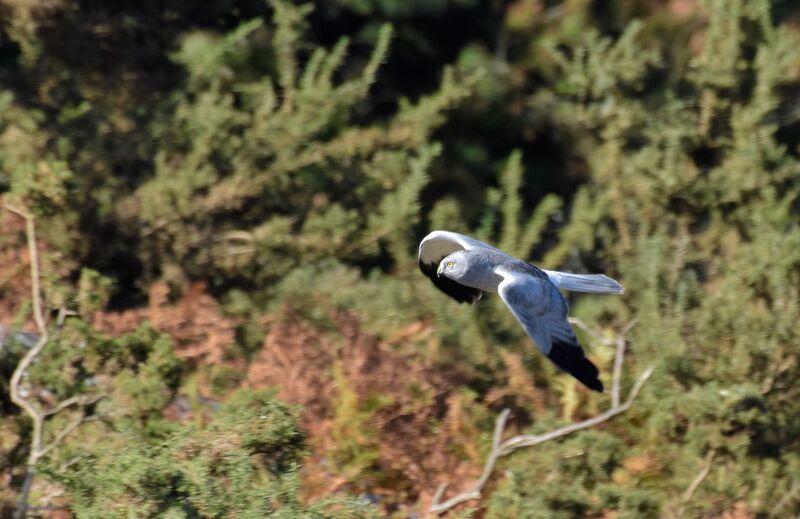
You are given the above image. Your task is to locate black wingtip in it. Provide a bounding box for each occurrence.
[547,338,604,392]
[585,376,604,393]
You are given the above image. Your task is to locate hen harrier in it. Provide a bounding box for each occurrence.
[419,230,624,392]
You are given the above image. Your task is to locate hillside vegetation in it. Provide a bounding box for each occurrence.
[1,0,799,517]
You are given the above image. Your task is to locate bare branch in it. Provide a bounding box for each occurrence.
[430,484,448,510]
[43,394,104,417]
[37,414,103,459]
[5,204,49,519]
[770,478,800,518]
[57,456,83,473]
[5,206,48,453]
[567,317,615,346]
[4,204,93,519]
[54,307,77,330]
[496,366,652,455]
[428,321,653,515]
[428,409,512,513]
[4,204,47,332]
[473,409,510,490]
[43,396,82,417]
[682,450,715,502]
[611,337,624,408]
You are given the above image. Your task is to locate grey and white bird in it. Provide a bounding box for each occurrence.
[418,230,624,392]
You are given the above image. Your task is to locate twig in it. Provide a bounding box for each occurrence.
[43,394,104,417]
[430,484,448,509]
[770,478,800,517]
[611,337,624,408]
[5,204,49,519]
[6,208,48,417]
[428,321,654,515]
[682,450,715,502]
[37,485,65,509]
[37,414,103,459]
[54,307,77,331]
[4,204,90,519]
[428,409,512,513]
[497,366,652,456]
[42,395,82,417]
[57,456,82,473]
[568,317,615,346]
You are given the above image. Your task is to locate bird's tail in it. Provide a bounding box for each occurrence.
[543,271,624,294]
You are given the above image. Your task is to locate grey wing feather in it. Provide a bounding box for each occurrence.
[495,267,604,392]
[543,270,624,294]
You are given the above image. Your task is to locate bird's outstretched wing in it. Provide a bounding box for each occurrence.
[418,230,498,304]
[495,266,603,392]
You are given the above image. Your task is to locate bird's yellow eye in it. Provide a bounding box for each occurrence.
[446,261,454,267]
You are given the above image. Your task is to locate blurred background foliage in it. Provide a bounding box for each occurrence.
[1,0,800,517]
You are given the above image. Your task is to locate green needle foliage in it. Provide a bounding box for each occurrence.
[484,1,800,517]
[43,386,376,518]
[126,2,473,295]
[1,0,799,517]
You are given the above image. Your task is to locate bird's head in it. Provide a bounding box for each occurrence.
[437,250,472,280]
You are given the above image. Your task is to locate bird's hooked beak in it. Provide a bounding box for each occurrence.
[437,261,446,277]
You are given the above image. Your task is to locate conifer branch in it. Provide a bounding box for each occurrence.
[428,321,653,515]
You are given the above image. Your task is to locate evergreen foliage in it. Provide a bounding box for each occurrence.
[43,388,376,518]
[124,2,475,303]
[483,1,800,516]
[1,0,799,517]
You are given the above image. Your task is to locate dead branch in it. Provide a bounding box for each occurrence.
[37,414,104,460]
[6,204,49,464]
[770,478,800,518]
[428,320,654,515]
[42,395,83,417]
[43,393,104,417]
[4,203,96,519]
[682,450,715,502]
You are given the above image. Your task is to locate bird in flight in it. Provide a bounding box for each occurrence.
[418,230,624,392]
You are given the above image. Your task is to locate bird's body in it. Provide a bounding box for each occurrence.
[418,230,624,392]
[434,247,547,292]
